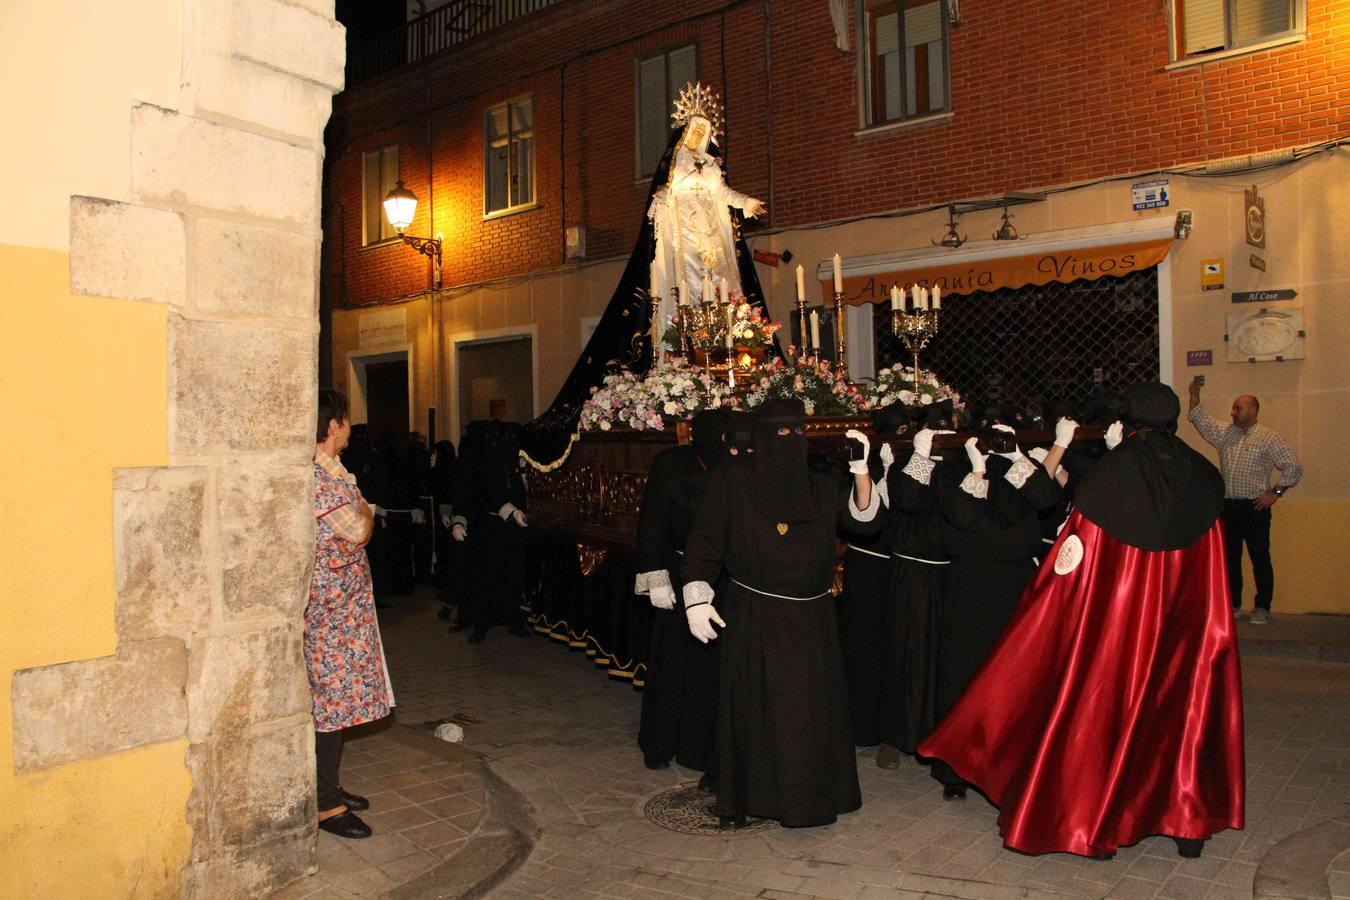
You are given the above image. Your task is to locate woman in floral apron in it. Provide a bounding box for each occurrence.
[307,389,394,839]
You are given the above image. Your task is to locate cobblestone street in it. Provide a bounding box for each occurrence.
[290,590,1350,899]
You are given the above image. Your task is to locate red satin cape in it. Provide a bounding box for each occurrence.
[918,512,1244,857]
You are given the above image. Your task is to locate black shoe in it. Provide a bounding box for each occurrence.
[942,784,967,801]
[1175,837,1205,858]
[318,810,372,839]
[467,627,488,644]
[697,772,719,792]
[1089,850,1116,861]
[718,814,747,831]
[339,790,369,812]
[643,755,670,770]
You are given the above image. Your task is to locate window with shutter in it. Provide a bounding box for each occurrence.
[860,0,950,128]
[361,145,400,246]
[635,43,700,178]
[1172,0,1301,60]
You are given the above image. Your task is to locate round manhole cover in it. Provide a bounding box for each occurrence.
[642,785,777,836]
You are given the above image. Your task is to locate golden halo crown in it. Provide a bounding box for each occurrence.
[670,82,725,142]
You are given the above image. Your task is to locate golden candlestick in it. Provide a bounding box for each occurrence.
[833,290,849,380]
[796,294,809,360]
[890,308,941,389]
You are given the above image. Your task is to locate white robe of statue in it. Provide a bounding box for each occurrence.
[647,116,764,356]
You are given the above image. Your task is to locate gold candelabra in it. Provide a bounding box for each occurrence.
[891,308,941,389]
[795,294,809,360]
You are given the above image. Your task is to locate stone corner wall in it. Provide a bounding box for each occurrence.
[10,1,346,896]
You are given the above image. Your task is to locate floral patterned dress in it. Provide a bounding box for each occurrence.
[305,461,394,732]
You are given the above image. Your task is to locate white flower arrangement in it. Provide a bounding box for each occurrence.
[579,359,735,432]
[864,365,963,411]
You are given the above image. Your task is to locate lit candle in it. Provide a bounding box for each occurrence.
[809,310,820,350]
[890,285,903,311]
[702,273,713,306]
[678,278,689,306]
[832,254,843,294]
[721,277,730,304]
[932,285,941,310]
[796,265,805,301]
[918,287,928,311]
[911,284,920,308]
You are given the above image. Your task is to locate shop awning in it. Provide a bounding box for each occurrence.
[816,220,1177,304]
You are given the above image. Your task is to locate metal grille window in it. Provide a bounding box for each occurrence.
[873,266,1160,410]
[1172,0,1303,59]
[361,145,400,245]
[860,0,950,127]
[485,96,534,216]
[636,44,698,178]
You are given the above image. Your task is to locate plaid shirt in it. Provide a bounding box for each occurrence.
[1188,407,1302,499]
[315,449,370,542]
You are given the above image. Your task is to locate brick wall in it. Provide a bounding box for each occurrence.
[325,0,1350,306]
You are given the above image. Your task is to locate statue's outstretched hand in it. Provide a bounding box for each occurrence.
[743,199,766,219]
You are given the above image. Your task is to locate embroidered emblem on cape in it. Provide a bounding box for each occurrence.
[776,523,789,535]
[1054,535,1084,575]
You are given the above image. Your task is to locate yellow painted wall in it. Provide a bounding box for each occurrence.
[0,245,192,896]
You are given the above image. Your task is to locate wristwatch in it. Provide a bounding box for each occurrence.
[1272,487,1285,497]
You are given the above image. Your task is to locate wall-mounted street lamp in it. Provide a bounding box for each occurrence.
[383,179,443,288]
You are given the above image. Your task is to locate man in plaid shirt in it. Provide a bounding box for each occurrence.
[1188,379,1302,623]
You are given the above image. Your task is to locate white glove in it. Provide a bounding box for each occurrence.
[451,523,467,542]
[1105,421,1124,450]
[844,429,871,475]
[498,502,519,521]
[649,584,677,610]
[1054,417,1080,449]
[964,437,986,475]
[913,428,937,460]
[411,508,426,525]
[511,509,528,528]
[991,423,1023,460]
[686,604,726,643]
[879,442,895,471]
[440,512,452,529]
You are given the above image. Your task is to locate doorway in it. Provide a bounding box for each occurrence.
[456,336,534,432]
[365,359,410,446]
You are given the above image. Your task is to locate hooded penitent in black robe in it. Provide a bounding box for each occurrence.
[876,400,957,756]
[930,444,1062,788]
[453,421,529,640]
[635,410,727,772]
[920,384,1242,857]
[681,400,883,827]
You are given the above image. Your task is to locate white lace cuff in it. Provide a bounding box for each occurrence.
[1004,456,1037,489]
[960,472,989,499]
[848,484,882,522]
[1027,447,1049,464]
[876,476,890,509]
[903,454,936,485]
[451,515,468,529]
[634,569,671,596]
[683,580,715,609]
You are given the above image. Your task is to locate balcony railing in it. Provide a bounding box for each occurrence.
[348,0,562,87]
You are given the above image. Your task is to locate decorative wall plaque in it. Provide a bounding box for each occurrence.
[1245,185,1266,249]
[1225,306,1303,362]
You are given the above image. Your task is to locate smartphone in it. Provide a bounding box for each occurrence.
[1193,374,1206,387]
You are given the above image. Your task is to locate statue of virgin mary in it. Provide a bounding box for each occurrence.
[522,83,773,468]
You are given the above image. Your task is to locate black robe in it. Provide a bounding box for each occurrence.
[682,467,883,827]
[635,444,719,771]
[881,453,952,754]
[454,423,528,631]
[931,455,1062,783]
[836,455,896,748]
